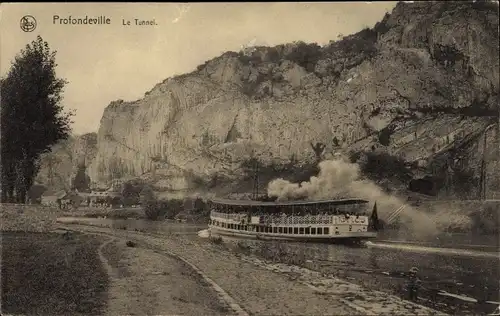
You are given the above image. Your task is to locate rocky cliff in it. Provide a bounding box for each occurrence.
[41,1,500,199]
[36,133,97,190]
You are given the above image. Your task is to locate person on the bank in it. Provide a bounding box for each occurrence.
[407,267,421,301]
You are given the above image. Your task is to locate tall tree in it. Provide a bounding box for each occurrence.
[1,36,73,203]
[71,163,91,193]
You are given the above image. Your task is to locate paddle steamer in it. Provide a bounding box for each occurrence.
[208,198,379,243]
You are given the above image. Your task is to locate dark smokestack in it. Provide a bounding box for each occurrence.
[370,202,379,231]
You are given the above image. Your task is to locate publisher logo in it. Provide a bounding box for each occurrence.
[20,15,37,32]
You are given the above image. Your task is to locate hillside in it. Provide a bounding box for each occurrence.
[35,133,98,190]
[38,1,499,200]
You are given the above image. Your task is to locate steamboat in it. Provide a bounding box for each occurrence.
[207,198,379,243]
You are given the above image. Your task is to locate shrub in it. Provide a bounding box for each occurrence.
[470,203,499,235]
[156,199,182,220]
[121,179,145,206]
[143,203,160,221]
[359,151,413,182]
[140,185,160,220]
[378,126,395,146]
[373,13,391,35]
[210,236,223,244]
[284,42,322,72]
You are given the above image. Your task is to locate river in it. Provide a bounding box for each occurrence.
[57,217,500,315]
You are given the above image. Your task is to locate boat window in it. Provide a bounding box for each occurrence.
[305,227,310,234]
[278,227,283,234]
[324,227,330,234]
[273,227,278,234]
[299,227,304,234]
[237,225,240,230]
[311,227,316,235]
[257,226,261,233]
[317,227,322,234]
[294,227,299,234]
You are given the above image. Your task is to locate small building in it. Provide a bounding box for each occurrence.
[41,190,67,207]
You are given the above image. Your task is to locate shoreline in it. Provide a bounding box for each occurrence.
[61,223,449,315]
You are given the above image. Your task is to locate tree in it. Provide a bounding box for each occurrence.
[71,163,91,193]
[121,181,140,206]
[378,126,394,146]
[140,185,159,220]
[1,36,73,203]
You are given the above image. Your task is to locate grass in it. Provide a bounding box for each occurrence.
[1,231,109,315]
[73,208,145,220]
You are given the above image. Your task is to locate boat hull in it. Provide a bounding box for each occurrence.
[208,226,377,244]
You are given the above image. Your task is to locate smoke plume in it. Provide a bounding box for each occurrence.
[267,157,440,237]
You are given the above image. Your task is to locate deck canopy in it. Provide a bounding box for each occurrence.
[209,198,369,214]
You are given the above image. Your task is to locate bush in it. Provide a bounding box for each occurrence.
[156,199,183,220]
[470,203,499,235]
[140,185,160,220]
[143,202,161,221]
[209,236,223,244]
[121,179,145,206]
[358,151,413,182]
[378,126,395,146]
[284,42,322,72]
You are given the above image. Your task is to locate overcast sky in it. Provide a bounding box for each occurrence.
[1,2,396,135]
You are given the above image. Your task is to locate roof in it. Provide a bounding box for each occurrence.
[209,198,369,207]
[41,189,67,199]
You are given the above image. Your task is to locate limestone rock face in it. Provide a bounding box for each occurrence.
[39,2,499,198]
[36,133,97,190]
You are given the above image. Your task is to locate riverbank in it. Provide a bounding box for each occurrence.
[62,223,448,316]
[61,207,145,220]
[1,230,229,316]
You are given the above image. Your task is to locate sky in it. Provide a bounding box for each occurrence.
[1,2,397,135]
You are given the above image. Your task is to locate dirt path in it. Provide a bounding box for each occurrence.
[93,233,229,316]
[63,225,359,316]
